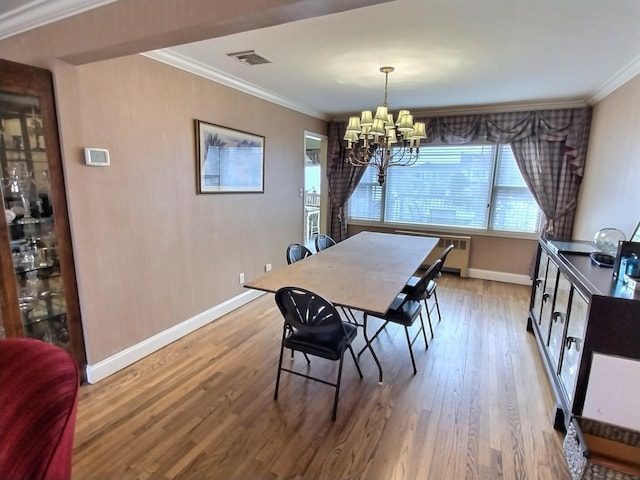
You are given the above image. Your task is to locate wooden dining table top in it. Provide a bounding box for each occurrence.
[244,231,439,315]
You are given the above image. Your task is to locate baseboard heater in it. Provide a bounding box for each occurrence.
[395,230,471,277]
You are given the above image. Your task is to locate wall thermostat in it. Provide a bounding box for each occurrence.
[84,147,110,166]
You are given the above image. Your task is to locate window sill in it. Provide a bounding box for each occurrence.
[347,219,540,241]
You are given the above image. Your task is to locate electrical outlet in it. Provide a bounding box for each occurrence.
[265,263,272,272]
[239,272,245,284]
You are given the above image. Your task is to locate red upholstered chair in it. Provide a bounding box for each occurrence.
[0,338,80,480]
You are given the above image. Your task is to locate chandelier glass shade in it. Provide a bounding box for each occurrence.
[343,66,426,186]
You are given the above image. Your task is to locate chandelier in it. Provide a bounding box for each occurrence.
[343,66,426,186]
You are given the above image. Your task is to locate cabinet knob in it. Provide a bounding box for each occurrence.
[542,293,550,303]
[535,278,543,287]
[565,336,581,352]
[552,311,564,323]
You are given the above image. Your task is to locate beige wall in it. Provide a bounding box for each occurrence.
[3,52,325,364]
[2,0,637,371]
[574,75,640,240]
[50,55,324,363]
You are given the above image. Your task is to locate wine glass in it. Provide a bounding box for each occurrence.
[3,164,35,223]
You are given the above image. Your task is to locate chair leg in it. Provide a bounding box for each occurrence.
[348,345,363,379]
[331,355,345,421]
[433,290,442,322]
[274,340,286,400]
[423,299,435,338]
[403,326,417,375]
[418,311,429,349]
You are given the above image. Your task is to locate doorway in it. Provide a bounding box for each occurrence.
[303,132,327,246]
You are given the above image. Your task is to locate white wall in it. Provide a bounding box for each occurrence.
[574,75,640,240]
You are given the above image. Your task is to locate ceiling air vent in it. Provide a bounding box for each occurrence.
[226,50,271,66]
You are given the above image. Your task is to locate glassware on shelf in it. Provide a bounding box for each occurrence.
[3,163,37,224]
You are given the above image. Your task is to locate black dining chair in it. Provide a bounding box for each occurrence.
[359,259,442,379]
[314,234,337,252]
[403,244,454,333]
[274,286,363,420]
[286,243,313,264]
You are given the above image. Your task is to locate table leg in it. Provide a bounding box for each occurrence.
[361,313,383,384]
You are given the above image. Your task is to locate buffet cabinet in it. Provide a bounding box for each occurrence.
[0,59,86,376]
[528,238,640,431]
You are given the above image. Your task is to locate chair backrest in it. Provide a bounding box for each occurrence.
[304,193,320,207]
[0,338,79,480]
[286,243,313,264]
[314,234,336,252]
[275,286,344,336]
[438,243,455,269]
[406,258,443,300]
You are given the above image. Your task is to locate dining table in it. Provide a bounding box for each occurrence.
[244,231,439,382]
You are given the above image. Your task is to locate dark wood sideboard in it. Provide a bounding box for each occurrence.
[527,238,640,431]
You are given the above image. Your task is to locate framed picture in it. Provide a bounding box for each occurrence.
[631,221,640,243]
[195,120,264,193]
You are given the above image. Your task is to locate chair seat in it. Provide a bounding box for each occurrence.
[284,322,357,360]
[402,279,437,301]
[381,296,423,326]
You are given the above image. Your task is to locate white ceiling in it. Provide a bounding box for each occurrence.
[3,0,640,120]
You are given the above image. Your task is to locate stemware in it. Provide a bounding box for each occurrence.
[3,163,36,223]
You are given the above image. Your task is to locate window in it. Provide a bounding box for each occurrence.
[348,143,541,234]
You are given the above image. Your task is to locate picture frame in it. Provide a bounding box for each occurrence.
[631,221,640,243]
[195,120,264,194]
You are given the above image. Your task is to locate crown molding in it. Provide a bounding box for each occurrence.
[142,49,329,121]
[0,0,119,40]
[331,99,590,122]
[589,54,640,104]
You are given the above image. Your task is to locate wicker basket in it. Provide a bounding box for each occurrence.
[563,417,640,480]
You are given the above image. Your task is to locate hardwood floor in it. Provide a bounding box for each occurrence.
[72,275,570,479]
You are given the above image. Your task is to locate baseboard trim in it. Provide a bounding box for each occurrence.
[85,289,266,383]
[467,268,532,286]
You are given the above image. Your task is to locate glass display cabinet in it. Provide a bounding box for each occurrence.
[0,59,86,375]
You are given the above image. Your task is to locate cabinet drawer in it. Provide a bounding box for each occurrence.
[559,288,588,404]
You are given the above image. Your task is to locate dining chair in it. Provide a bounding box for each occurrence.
[284,243,315,363]
[359,259,442,379]
[274,286,363,421]
[286,243,313,265]
[403,244,454,333]
[314,234,336,252]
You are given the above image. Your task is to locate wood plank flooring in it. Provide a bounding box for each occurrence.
[72,275,570,479]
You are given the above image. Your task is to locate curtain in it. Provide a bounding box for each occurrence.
[326,107,592,241]
[421,108,592,240]
[326,121,366,242]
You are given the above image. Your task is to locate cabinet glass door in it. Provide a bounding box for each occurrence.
[532,250,549,325]
[0,91,68,347]
[539,260,558,346]
[560,289,589,405]
[548,273,571,371]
